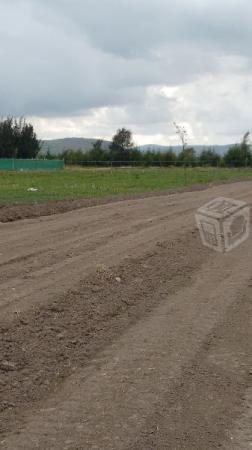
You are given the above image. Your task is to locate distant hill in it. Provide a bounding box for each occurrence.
[139,144,231,155]
[41,138,111,155]
[40,138,232,156]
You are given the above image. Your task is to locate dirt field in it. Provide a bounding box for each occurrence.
[0,181,251,449]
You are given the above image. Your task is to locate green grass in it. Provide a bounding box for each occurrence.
[0,167,252,205]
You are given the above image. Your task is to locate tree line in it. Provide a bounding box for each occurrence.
[0,117,251,167]
[53,128,252,168]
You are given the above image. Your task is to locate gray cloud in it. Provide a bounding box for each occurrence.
[1,0,252,142]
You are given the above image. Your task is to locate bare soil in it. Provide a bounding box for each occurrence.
[0,181,251,449]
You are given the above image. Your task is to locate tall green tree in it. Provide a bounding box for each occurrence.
[17,119,40,158]
[0,117,40,159]
[240,131,251,166]
[0,117,18,158]
[109,128,134,161]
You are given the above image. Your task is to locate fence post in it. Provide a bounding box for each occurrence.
[184,165,187,185]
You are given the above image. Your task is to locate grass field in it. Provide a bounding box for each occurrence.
[0,167,252,204]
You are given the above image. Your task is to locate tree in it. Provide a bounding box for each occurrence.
[224,132,251,167]
[162,148,177,165]
[173,122,188,152]
[241,131,251,167]
[0,117,40,159]
[61,149,85,164]
[0,117,18,158]
[178,147,197,166]
[44,149,54,160]
[199,148,221,167]
[224,145,249,167]
[109,128,134,161]
[89,139,107,161]
[17,119,40,158]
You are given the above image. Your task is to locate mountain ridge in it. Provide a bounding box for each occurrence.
[41,138,232,155]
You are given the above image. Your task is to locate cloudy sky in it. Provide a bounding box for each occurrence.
[1,0,252,145]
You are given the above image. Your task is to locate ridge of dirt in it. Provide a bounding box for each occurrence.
[0,231,209,437]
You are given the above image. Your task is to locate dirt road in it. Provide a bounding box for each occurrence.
[0,181,251,449]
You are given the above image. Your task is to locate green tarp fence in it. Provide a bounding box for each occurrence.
[0,159,64,171]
